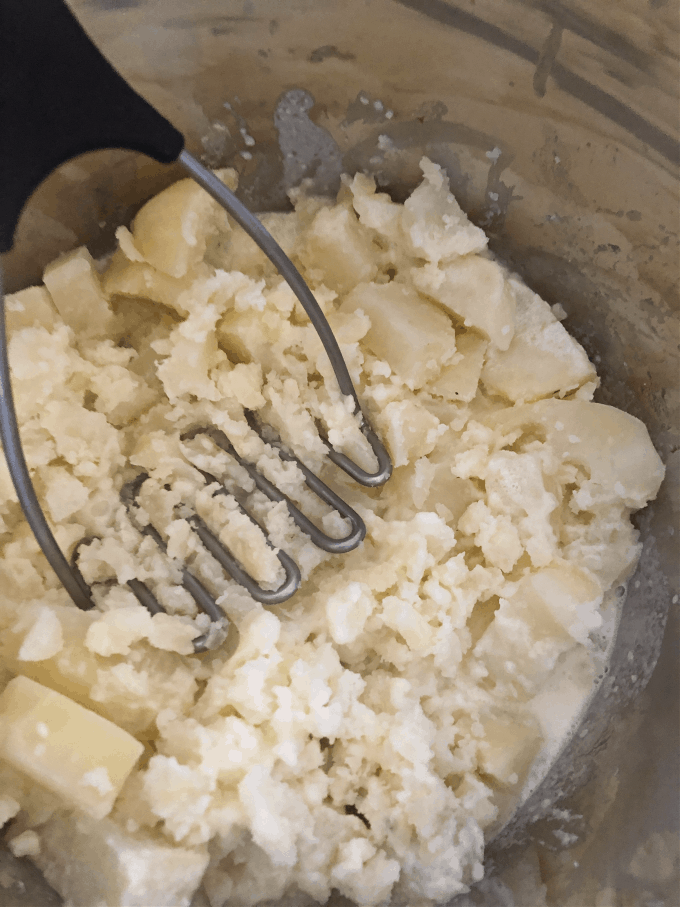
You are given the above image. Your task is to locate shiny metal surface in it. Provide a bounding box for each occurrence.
[1,1,677,904]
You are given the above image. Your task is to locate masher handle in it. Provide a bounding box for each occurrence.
[0,0,184,253]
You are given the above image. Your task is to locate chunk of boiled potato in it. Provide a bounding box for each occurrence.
[298,203,378,293]
[421,465,479,523]
[0,606,99,708]
[401,158,487,263]
[412,255,515,351]
[34,811,209,907]
[15,605,64,662]
[521,563,603,645]
[102,248,195,315]
[377,398,441,467]
[475,564,602,694]
[481,279,596,402]
[349,172,402,245]
[3,286,60,333]
[428,332,488,402]
[213,211,301,275]
[486,399,665,511]
[43,246,113,339]
[0,676,143,820]
[341,281,456,388]
[131,177,229,278]
[477,716,543,786]
[386,455,479,522]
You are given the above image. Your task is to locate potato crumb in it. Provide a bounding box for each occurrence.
[8,831,41,858]
[0,795,21,829]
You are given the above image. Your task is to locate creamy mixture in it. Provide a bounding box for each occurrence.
[0,159,664,907]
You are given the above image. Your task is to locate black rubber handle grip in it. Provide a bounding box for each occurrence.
[0,0,185,253]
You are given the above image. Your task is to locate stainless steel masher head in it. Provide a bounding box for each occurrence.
[0,0,392,651]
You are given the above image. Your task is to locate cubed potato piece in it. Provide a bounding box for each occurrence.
[517,564,603,645]
[213,211,301,275]
[4,286,60,333]
[478,716,543,786]
[475,564,601,696]
[487,399,665,511]
[475,564,602,693]
[349,173,402,245]
[34,811,209,907]
[413,255,515,351]
[298,203,378,293]
[16,606,64,662]
[422,468,479,523]
[387,456,478,522]
[0,606,100,706]
[402,158,487,263]
[341,282,456,388]
[0,676,143,820]
[43,247,113,339]
[102,249,194,315]
[377,399,441,467]
[481,279,596,402]
[428,332,488,402]
[131,177,228,278]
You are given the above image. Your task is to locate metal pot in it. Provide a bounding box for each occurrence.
[1,1,677,904]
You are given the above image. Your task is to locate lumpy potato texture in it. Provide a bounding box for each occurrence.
[0,159,664,907]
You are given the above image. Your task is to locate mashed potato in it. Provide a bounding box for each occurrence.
[0,159,664,907]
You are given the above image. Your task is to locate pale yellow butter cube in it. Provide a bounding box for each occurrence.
[0,676,143,819]
[43,246,113,339]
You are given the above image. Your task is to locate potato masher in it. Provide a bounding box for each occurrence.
[0,0,392,650]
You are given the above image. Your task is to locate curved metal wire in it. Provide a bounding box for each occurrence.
[121,471,301,606]
[178,151,393,487]
[0,264,94,610]
[70,533,225,653]
[183,424,366,554]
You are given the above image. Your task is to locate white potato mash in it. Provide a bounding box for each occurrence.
[0,159,664,907]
